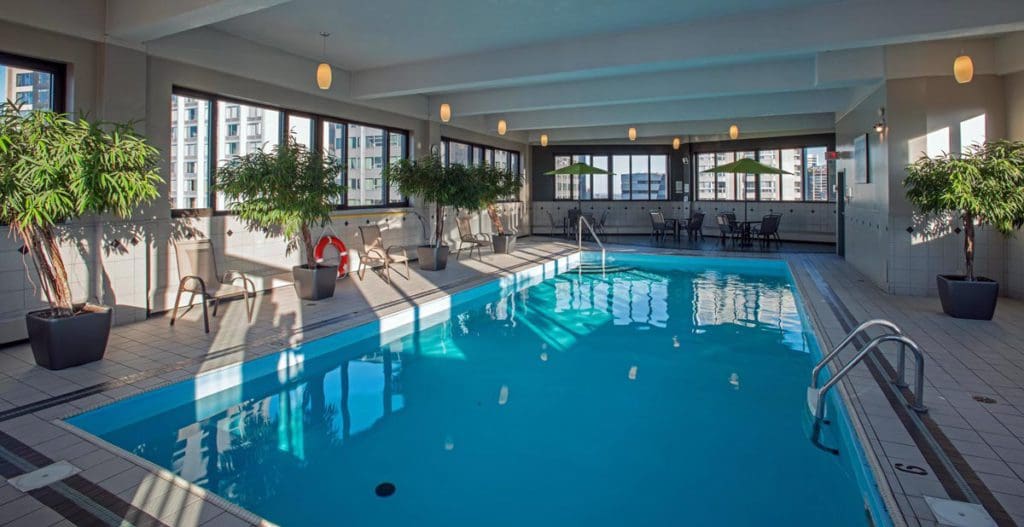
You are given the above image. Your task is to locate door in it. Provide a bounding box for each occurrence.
[836,169,846,257]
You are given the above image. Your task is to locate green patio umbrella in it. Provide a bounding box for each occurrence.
[702,158,791,222]
[544,162,613,210]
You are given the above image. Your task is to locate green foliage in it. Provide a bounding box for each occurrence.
[215,138,345,268]
[905,140,1024,279]
[0,102,162,315]
[0,102,162,229]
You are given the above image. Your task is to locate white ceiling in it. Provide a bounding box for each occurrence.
[212,0,842,71]
[4,0,1024,142]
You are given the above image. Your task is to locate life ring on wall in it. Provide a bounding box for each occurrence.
[314,236,349,277]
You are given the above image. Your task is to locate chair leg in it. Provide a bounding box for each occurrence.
[244,291,253,322]
[201,295,210,334]
[456,242,464,260]
[170,288,184,326]
[383,262,391,285]
[211,298,219,317]
[357,262,366,280]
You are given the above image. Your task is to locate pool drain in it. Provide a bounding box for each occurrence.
[375,482,396,497]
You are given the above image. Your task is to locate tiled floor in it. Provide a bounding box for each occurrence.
[0,236,1022,526]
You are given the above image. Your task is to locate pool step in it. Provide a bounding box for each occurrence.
[575,263,634,274]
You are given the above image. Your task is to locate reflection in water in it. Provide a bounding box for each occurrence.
[88,264,866,527]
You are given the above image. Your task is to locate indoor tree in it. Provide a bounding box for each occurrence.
[475,162,524,235]
[215,137,345,269]
[904,140,1024,281]
[385,154,466,247]
[0,102,162,318]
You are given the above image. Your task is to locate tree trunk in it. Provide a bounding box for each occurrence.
[487,204,505,235]
[434,202,444,248]
[300,224,317,269]
[19,224,74,317]
[963,212,975,281]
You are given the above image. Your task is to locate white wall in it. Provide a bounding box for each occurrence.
[1002,71,1024,298]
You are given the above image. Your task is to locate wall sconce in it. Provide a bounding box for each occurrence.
[874,108,886,134]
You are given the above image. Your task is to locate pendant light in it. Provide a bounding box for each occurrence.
[316,32,332,90]
[729,125,739,140]
[672,137,681,150]
[497,119,507,136]
[954,51,974,84]
[540,134,549,147]
[628,127,638,141]
[439,103,452,123]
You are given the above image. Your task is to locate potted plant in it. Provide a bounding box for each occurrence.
[905,140,1024,320]
[216,138,345,300]
[385,155,463,270]
[472,163,524,254]
[0,103,161,369]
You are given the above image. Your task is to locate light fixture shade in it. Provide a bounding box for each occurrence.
[954,54,974,84]
[729,124,739,140]
[497,119,507,136]
[439,103,452,123]
[316,63,332,90]
[628,127,637,141]
[672,137,681,150]
[540,134,549,147]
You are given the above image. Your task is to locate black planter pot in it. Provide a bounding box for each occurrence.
[293,265,337,300]
[417,245,450,271]
[26,304,112,370]
[492,234,517,254]
[936,274,999,320]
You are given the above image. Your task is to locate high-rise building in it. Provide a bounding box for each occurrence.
[2,66,54,111]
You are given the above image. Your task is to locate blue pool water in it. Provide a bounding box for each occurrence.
[70,254,886,526]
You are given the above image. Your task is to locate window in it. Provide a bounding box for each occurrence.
[171,88,408,212]
[554,156,574,199]
[649,155,668,200]
[449,141,470,166]
[1,54,64,113]
[693,144,832,202]
[170,93,212,209]
[629,155,649,200]
[612,155,630,200]
[347,124,385,207]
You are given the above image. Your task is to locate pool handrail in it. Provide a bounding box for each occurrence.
[577,214,606,276]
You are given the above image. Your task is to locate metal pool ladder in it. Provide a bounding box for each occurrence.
[808,319,927,421]
[577,215,606,276]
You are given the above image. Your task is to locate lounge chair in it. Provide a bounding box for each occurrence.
[456,216,492,260]
[170,238,255,333]
[356,225,409,284]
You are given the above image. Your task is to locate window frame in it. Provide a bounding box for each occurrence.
[440,137,522,203]
[690,145,835,203]
[0,50,66,113]
[170,86,411,216]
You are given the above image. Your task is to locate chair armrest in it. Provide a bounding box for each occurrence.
[179,275,207,294]
[473,233,491,242]
[385,245,407,258]
[223,270,256,294]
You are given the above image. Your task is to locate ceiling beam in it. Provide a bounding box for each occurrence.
[427,59,847,117]
[351,0,1024,99]
[490,90,853,131]
[106,0,292,42]
[527,114,836,144]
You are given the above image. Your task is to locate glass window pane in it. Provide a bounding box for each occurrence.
[473,146,484,165]
[715,152,736,200]
[649,155,668,200]
[288,114,313,148]
[494,150,509,172]
[554,155,573,199]
[612,155,630,200]
[216,101,280,210]
[573,155,591,200]
[736,151,756,201]
[449,141,470,166]
[781,148,803,201]
[170,94,212,209]
[804,146,830,201]
[388,132,407,204]
[347,124,385,207]
[755,150,780,201]
[3,67,55,112]
[630,155,649,200]
[322,121,346,205]
[696,153,716,200]
[592,156,609,199]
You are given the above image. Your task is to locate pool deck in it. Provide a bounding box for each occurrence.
[0,236,1021,525]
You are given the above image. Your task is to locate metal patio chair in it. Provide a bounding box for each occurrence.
[356,225,409,284]
[456,216,492,260]
[650,211,669,241]
[170,238,255,334]
[683,211,705,240]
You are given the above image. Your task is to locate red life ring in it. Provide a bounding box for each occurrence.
[314,236,349,277]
